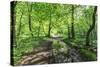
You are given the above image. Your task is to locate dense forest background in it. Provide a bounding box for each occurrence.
[11,1,97,66]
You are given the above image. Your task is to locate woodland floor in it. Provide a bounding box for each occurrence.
[15,37,97,66]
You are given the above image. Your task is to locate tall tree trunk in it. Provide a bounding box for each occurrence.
[68,24,71,38]
[37,21,41,37]
[41,22,46,36]
[48,9,52,37]
[16,10,24,46]
[86,6,97,46]
[71,5,75,39]
[28,3,33,37]
[17,11,24,37]
[10,1,17,65]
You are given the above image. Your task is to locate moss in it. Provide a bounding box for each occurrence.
[52,40,68,55]
[53,40,63,49]
[80,49,97,61]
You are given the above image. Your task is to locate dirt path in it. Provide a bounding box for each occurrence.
[20,51,49,65]
[18,38,83,65]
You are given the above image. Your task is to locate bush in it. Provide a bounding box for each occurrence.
[80,49,97,61]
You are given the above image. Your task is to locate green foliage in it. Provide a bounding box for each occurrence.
[52,40,68,55]
[12,1,97,65]
[53,40,63,49]
[15,2,96,38]
[80,49,97,61]
[13,37,43,65]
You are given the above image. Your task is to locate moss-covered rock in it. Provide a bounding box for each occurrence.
[52,40,68,55]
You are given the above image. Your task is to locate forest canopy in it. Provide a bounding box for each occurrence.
[14,2,97,38]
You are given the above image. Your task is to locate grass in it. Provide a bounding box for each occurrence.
[13,37,44,65]
[80,48,97,61]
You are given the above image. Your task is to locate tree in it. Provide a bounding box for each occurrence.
[71,5,75,39]
[86,6,97,46]
[28,3,33,37]
[47,5,52,37]
[37,20,41,37]
[68,24,71,38]
[17,10,24,38]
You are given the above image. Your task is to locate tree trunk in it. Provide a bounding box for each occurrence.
[48,9,52,37]
[37,21,41,37]
[16,10,24,47]
[28,3,33,37]
[86,6,97,46]
[17,11,24,37]
[10,1,17,65]
[71,5,75,39]
[68,24,71,38]
[41,22,46,36]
